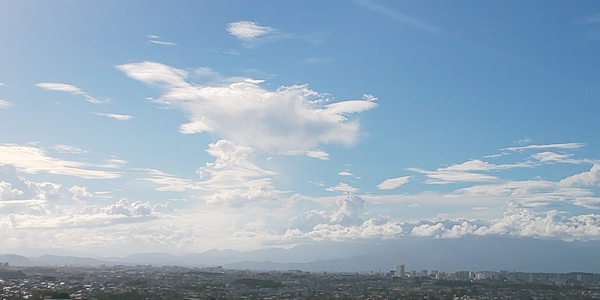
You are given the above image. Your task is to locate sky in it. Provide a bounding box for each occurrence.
[1,0,600,258]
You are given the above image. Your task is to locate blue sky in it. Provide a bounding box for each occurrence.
[1,1,600,257]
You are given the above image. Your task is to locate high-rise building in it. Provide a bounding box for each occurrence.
[394,264,405,277]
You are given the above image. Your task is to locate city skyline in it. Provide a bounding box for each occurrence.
[1,1,600,258]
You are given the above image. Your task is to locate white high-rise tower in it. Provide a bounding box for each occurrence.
[394,264,405,277]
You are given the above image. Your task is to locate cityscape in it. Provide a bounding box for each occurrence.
[2,260,600,299]
[2,1,600,300]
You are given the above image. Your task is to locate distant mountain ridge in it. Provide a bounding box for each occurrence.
[2,237,600,273]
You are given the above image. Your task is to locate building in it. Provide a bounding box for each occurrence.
[394,264,405,278]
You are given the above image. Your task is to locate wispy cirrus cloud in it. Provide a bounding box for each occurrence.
[148,35,178,46]
[0,144,121,179]
[226,21,324,48]
[35,82,109,104]
[51,144,89,154]
[134,168,200,192]
[406,144,595,185]
[0,99,13,109]
[93,112,133,121]
[351,0,443,36]
[529,151,599,165]
[502,142,585,152]
[117,61,377,155]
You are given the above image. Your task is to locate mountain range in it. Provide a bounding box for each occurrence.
[2,237,600,273]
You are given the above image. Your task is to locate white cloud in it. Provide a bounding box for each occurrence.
[35,82,109,104]
[0,144,121,179]
[407,159,533,184]
[330,193,366,226]
[226,20,323,48]
[1,198,175,230]
[326,183,358,193]
[198,140,280,205]
[559,164,600,187]
[135,168,200,192]
[403,210,600,241]
[338,171,353,176]
[117,61,376,154]
[0,99,13,109]
[93,112,133,121]
[300,57,331,64]
[148,35,178,46]
[454,164,600,209]
[227,21,273,40]
[0,164,62,212]
[100,158,128,169]
[443,159,526,172]
[52,144,89,154]
[298,218,404,241]
[363,94,378,102]
[529,151,597,165]
[306,150,330,160]
[289,210,329,231]
[515,138,532,145]
[408,167,498,184]
[377,176,410,190]
[0,181,23,200]
[68,185,93,203]
[135,140,278,206]
[503,143,585,152]
[530,151,573,163]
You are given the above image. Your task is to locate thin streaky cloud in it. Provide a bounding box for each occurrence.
[0,99,13,109]
[0,143,121,179]
[35,82,109,104]
[338,171,353,176]
[148,35,178,46]
[306,150,330,161]
[150,40,178,46]
[94,112,133,121]
[581,13,600,24]
[226,20,324,49]
[407,167,499,184]
[52,144,89,154]
[377,176,411,190]
[351,0,443,36]
[503,143,585,152]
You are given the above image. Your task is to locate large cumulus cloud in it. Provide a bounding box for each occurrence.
[117,62,376,156]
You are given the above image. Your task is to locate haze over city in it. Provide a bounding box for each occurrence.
[1,0,600,271]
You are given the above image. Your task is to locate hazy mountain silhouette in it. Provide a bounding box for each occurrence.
[3,237,600,272]
[0,254,34,266]
[34,255,115,266]
[224,237,600,273]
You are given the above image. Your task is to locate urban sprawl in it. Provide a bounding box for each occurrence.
[1,262,600,299]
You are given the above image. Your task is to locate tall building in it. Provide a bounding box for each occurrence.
[394,264,405,278]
